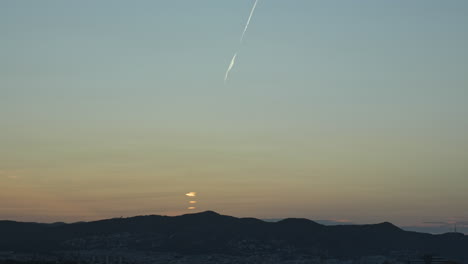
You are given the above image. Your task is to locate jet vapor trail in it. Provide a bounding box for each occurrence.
[224,53,237,83]
[240,0,259,44]
[224,0,259,83]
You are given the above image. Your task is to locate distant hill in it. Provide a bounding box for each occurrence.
[1,211,467,260]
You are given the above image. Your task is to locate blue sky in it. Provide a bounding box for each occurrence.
[1,1,468,227]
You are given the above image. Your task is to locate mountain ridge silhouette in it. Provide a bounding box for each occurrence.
[1,211,467,259]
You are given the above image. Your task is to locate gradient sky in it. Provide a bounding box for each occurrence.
[1,0,468,229]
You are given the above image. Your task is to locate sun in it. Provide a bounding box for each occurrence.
[185,192,196,197]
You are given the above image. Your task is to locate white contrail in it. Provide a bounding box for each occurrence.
[224,0,260,83]
[240,0,259,44]
[224,53,237,83]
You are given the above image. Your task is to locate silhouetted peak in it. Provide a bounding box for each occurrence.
[200,210,221,216]
[373,222,402,231]
[186,211,221,217]
[277,218,321,226]
[178,211,228,221]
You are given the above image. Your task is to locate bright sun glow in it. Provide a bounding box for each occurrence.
[185,192,196,197]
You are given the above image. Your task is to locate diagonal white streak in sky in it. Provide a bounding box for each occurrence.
[224,53,237,83]
[224,0,259,84]
[240,0,259,44]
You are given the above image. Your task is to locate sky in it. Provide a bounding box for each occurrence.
[1,0,468,232]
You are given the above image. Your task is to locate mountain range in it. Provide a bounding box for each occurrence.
[1,211,467,260]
